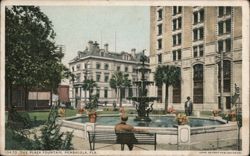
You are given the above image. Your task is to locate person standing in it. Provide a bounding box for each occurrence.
[184,96,193,116]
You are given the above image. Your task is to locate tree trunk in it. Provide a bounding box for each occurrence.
[165,84,169,113]
[7,82,13,122]
[24,86,29,111]
[119,88,122,107]
[50,89,53,107]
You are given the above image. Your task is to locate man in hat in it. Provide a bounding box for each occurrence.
[184,96,193,116]
[114,115,139,151]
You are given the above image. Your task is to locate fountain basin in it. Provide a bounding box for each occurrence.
[66,114,226,128]
[60,114,238,146]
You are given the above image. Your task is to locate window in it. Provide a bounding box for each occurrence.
[96,88,100,98]
[104,64,109,70]
[72,66,75,72]
[193,64,203,103]
[96,63,101,69]
[218,38,231,53]
[158,54,162,64]
[178,33,182,44]
[226,96,231,109]
[157,86,162,103]
[76,64,81,70]
[193,45,204,58]
[125,66,128,72]
[193,9,204,24]
[158,24,163,35]
[226,7,231,15]
[226,20,231,33]
[193,46,198,57]
[104,75,109,82]
[193,29,198,41]
[173,33,182,46]
[218,6,231,17]
[218,19,231,35]
[199,45,204,57]
[173,49,181,61]
[104,88,108,98]
[96,74,101,82]
[173,6,182,15]
[157,38,162,49]
[157,9,163,20]
[133,68,137,73]
[173,68,181,103]
[76,73,80,82]
[218,21,224,35]
[218,7,224,17]
[172,17,182,30]
[193,27,204,41]
[117,66,120,71]
[218,60,231,92]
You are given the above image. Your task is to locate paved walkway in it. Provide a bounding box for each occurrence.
[71,135,239,151]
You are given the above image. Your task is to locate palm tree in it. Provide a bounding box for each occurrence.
[154,65,181,112]
[109,71,131,107]
[82,79,98,109]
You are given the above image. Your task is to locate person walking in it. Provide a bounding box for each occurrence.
[184,96,193,116]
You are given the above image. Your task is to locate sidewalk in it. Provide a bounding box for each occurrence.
[71,135,239,151]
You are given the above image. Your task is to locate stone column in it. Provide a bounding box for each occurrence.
[177,125,191,144]
[84,123,96,139]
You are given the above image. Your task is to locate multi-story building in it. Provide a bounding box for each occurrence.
[149,6,242,111]
[69,41,147,107]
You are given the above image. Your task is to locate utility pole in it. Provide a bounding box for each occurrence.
[220,50,224,111]
[84,61,89,105]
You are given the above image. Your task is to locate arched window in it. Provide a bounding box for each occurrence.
[193,64,203,103]
[218,60,231,92]
[173,67,181,103]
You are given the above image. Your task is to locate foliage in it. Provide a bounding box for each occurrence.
[82,79,98,96]
[5,6,69,110]
[109,71,131,107]
[176,113,188,125]
[220,110,241,127]
[211,109,221,116]
[33,106,74,150]
[154,65,181,111]
[5,126,36,150]
[82,79,99,111]
[7,106,32,130]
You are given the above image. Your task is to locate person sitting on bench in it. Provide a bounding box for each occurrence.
[114,115,139,151]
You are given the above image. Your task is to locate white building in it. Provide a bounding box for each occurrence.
[69,41,148,107]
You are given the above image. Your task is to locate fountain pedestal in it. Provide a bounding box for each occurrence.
[177,125,191,145]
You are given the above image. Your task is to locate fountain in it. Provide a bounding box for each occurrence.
[128,50,158,122]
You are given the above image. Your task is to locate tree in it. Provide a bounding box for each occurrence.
[82,79,98,110]
[109,71,131,107]
[154,65,181,112]
[5,6,68,110]
[33,106,73,150]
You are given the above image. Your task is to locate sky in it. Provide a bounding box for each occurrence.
[40,6,150,66]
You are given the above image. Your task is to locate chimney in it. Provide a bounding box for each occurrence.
[104,43,109,52]
[88,41,94,52]
[93,41,100,51]
[131,48,136,58]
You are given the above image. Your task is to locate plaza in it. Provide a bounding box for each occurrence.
[3,3,248,155]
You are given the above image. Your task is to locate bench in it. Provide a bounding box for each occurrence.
[87,130,157,150]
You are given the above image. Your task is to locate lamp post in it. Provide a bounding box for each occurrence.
[220,50,224,111]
